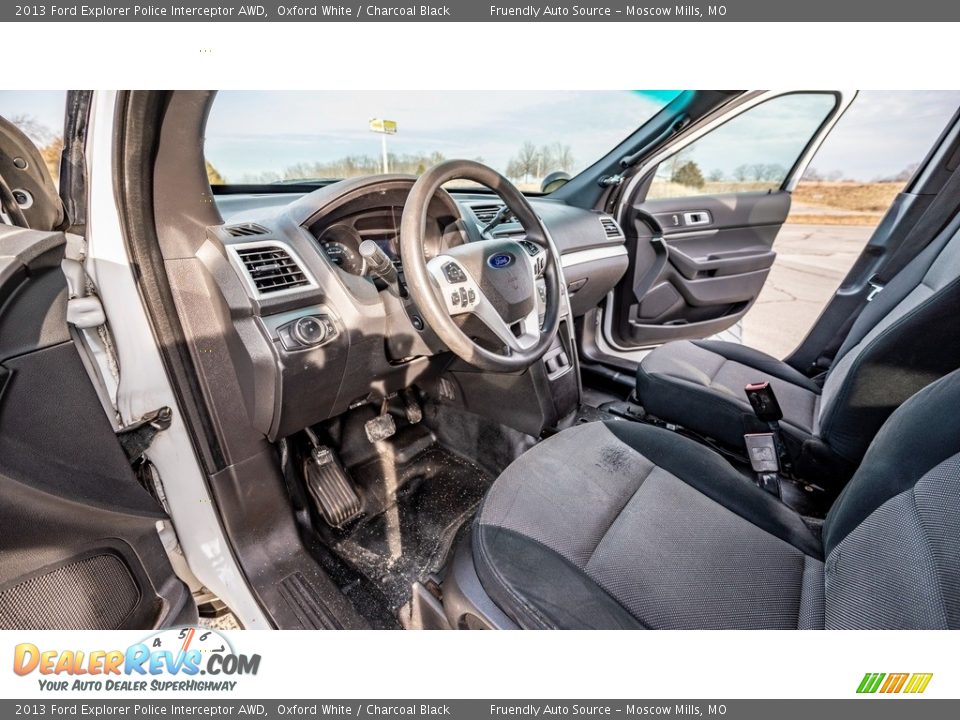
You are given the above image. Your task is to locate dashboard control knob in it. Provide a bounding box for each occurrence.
[292,316,328,346]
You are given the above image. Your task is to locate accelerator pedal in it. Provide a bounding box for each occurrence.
[304,445,363,528]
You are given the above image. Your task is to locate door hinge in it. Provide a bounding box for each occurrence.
[117,406,173,464]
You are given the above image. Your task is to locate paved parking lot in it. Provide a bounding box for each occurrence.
[741,224,873,359]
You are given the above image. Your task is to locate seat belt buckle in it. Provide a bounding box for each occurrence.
[744,433,781,498]
[744,381,792,485]
[866,274,885,302]
[744,381,783,423]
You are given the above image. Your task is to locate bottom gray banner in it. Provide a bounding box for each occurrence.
[2,700,956,720]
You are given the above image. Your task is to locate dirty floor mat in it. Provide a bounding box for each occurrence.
[331,444,493,614]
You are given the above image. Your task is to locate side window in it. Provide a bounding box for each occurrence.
[647,93,838,200]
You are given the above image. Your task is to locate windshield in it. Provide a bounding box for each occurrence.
[204,91,680,191]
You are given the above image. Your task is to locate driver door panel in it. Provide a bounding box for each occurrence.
[0,226,195,630]
[615,190,788,346]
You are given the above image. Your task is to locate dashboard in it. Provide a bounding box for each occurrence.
[311,201,464,280]
[205,175,630,440]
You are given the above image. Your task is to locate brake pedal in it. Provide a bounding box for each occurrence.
[303,445,363,527]
[365,399,397,443]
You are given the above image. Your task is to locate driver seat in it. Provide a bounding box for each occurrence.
[470,370,960,629]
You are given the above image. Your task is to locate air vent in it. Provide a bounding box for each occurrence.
[471,204,515,226]
[225,223,270,238]
[235,245,310,294]
[599,216,624,239]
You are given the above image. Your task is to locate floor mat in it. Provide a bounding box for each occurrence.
[331,443,493,614]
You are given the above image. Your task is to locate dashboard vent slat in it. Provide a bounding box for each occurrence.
[599,216,624,239]
[235,245,310,294]
[471,204,516,225]
[225,222,270,238]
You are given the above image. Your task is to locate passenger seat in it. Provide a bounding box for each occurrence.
[635,214,960,484]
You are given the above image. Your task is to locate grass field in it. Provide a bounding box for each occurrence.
[787,181,902,225]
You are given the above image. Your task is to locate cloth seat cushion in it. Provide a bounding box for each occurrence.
[474,370,960,630]
[635,339,821,450]
[473,420,825,630]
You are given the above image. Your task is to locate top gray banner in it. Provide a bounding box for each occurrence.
[6,0,960,22]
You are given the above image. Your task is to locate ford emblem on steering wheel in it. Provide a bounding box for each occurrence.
[488,252,515,269]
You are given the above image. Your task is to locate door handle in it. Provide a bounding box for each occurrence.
[682,211,712,226]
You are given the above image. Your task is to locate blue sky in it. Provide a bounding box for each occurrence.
[203,90,678,181]
[2,90,958,182]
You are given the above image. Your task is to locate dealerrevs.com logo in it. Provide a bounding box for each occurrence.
[857,673,933,694]
[13,627,260,692]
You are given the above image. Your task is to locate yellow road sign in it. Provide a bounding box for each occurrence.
[369,118,397,134]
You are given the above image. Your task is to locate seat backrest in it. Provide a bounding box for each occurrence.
[816,213,960,462]
[821,369,960,629]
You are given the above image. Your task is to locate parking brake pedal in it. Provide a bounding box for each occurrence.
[303,444,363,528]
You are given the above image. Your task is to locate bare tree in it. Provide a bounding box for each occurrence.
[9,114,54,145]
[512,141,540,182]
[765,163,787,183]
[537,145,555,179]
[550,143,575,173]
[749,163,768,181]
[9,114,62,181]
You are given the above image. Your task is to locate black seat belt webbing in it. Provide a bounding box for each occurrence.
[813,168,960,369]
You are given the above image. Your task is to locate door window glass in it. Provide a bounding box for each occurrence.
[647,93,837,199]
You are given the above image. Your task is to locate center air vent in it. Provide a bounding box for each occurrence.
[225,223,270,237]
[599,216,624,239]
[471,204,515,226]
[235,245,311,294]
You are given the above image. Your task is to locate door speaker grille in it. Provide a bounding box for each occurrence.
[0,554,141,630]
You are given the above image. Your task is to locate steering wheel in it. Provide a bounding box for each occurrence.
[400,160,563,372]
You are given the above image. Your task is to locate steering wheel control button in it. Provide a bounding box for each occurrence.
[451,291,461,306]
[458,287,469,306]
[278,314,336,351]
[467,289,477,304]
[443,262,467,284]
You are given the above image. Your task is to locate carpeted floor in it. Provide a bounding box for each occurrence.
[330,439,493,614]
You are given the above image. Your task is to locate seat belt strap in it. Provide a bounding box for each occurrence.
[811,167,960,369]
